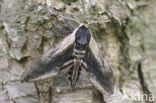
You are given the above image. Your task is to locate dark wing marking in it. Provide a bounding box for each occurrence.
[21,31,76,82]
[83,37,115,96]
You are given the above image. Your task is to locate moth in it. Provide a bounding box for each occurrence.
[21,24,115,96]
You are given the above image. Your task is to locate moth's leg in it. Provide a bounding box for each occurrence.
[60,59,74,74]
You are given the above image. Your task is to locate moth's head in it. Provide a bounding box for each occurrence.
[75,24,91,50]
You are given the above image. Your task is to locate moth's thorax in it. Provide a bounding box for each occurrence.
[75,25,91,51]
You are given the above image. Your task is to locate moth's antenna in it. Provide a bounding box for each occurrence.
[87,20,111,26]
[59,14,80,25]
[62,19,75,31]
[52,23,72,33]
[52,14,80,33]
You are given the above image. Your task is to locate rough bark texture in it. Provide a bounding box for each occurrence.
[0,0,155,103]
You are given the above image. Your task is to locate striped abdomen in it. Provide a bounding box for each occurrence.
[69,48,86,87]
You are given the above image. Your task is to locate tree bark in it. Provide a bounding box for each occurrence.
[0,0,155,103]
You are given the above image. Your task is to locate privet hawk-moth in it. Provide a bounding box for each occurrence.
[21,24,115,96]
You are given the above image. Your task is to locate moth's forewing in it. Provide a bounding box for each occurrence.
[83,36,115,96]
[20,27,80,82]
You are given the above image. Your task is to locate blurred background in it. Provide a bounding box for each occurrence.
[0,0,155,103]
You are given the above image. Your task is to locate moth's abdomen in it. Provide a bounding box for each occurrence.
[68,62,82,88]
[67,48,86,88]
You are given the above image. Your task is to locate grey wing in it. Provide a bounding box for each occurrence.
[83,48,115,96]
[82,37,115,96]
[20,44,74,82]
[21,33,76,82]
